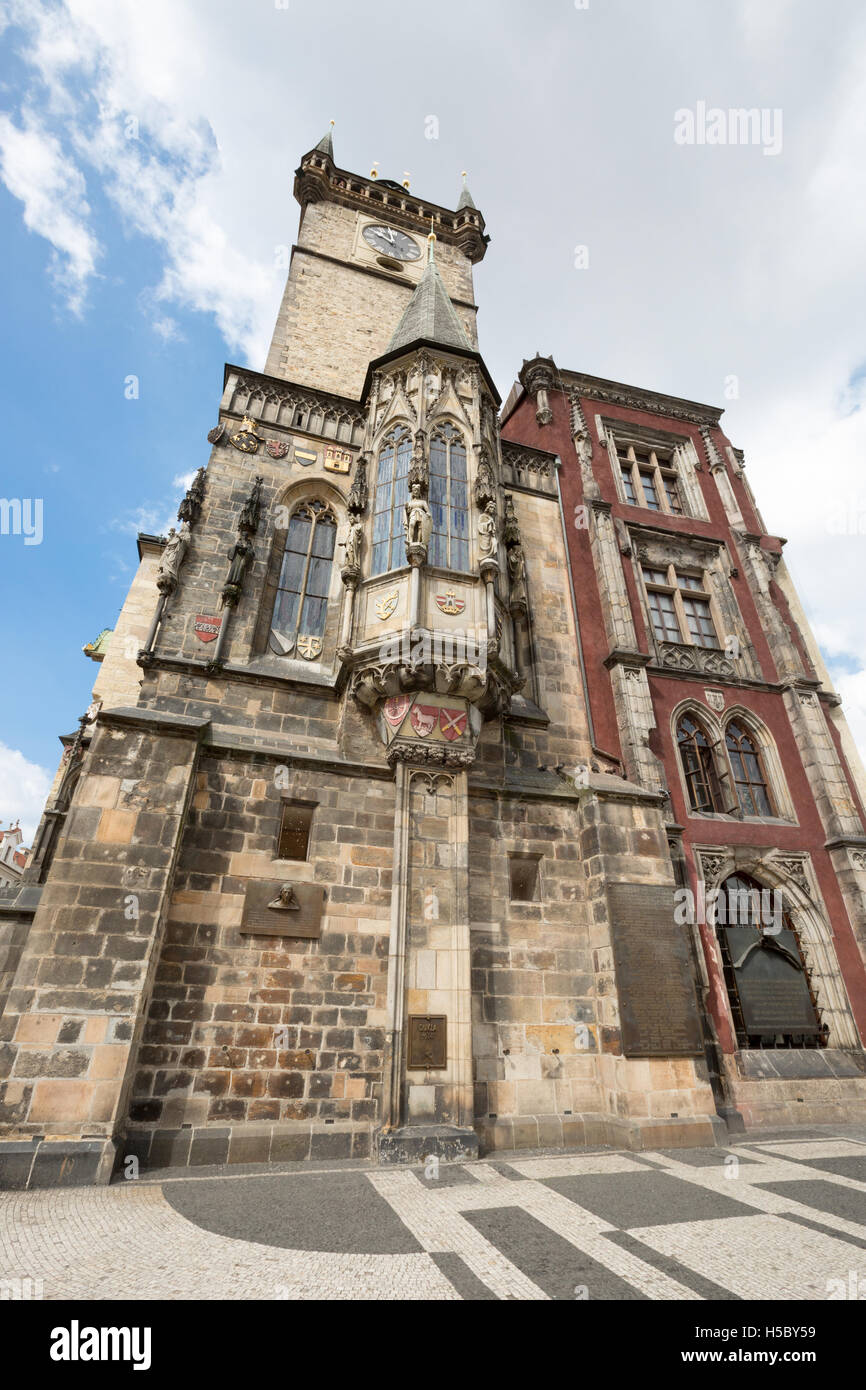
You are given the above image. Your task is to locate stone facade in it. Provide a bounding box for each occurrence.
[1,132,864,1188]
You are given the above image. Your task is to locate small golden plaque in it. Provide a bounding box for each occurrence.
[407,1015,447,1070]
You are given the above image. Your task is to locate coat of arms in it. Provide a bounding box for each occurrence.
[439,708,467,741]
[375,589,399,621]
[324,446,352,474]
[207,423,226,445]
[295,449,318,468]
[194,614,222,643]
[435,591,465,616]
[410,705,438,738]
[297,635,323,660]
[266,440,289,460]
[383,696,411,728]
[229,416,262,453]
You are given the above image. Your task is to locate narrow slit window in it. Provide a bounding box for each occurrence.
[277,802,315,861]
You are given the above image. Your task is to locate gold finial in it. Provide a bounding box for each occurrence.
[330,119,335,127]
[402,171,411,189]
[462,170,468,179]
[370,160,379,179]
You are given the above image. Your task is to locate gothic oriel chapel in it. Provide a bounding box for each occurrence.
[2,130,866,1187]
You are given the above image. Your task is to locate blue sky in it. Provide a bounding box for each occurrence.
[1,0,865,839]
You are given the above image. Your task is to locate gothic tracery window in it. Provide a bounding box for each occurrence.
[677,714,724,813]
[725,720,774,817]
[428,424,469,571]
[372,426,411,576]
[269,500,337,656]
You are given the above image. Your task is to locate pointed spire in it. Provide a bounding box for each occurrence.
[314,120,335,158]
[387,229,471,354]
[457,170,476,211]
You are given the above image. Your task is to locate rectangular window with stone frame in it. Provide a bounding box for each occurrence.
[617,443,683,516]
[642,564,720,649]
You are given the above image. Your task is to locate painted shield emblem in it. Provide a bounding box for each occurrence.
[439,708,467,742]
[435,592,466,616]
[266,440,289,459]
[297,635,323,661]
[295,449,318,468]
[375,589,399,621]
[383,696,411,729]
[194,614,222,643]
[230,430,259,454]
[207,423,226,445]
[410,705,438,738]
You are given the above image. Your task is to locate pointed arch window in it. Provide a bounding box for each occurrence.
[725,721,774,817]
[371,426,411,576]
[428,424,469,571]
[269,500,337,656]
[677,715,724,813]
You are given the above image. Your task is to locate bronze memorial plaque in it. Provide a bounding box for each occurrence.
[606,883,704,1057]
[724,926,822,1039]
[240,880,325,938]
[407,1015,447,1070]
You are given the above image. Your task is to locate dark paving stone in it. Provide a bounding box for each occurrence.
[655,1149,759,1168]
[542,1172,759,1229]
[431,1252,498,1299]
[418,1164,478,1188]
[788,1155,866,1183]
[164,1172,422,1254]
[605,1231,740,1300]
[463,1206,647,1300]
[779,1211,866,1251]
[487,1162,528,1181]
[752,1179,866,1227]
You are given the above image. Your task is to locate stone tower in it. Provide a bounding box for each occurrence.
[1,131,863,1190]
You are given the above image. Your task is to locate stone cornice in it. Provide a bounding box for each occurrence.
[563,372,723,427]
[223,362,365,418]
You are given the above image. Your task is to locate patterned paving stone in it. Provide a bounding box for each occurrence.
[540,1171,760,1228]
[2,1136,865,1301]
[164,1172,423,1253]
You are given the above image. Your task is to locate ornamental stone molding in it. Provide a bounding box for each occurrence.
[659,643,736,679]
[562,373,722,427]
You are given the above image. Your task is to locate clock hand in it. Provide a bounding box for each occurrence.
[381,227,395,244]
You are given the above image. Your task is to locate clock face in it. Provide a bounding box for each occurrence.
[362,224,421,262]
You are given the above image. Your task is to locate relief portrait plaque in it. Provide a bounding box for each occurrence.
[606,883,704,1058]
[407,1015,447,1070]
[240,880,325,938]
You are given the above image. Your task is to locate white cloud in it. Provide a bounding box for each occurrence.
[835,668,866,772]
[0,742,52,845]
[0,108,101,313]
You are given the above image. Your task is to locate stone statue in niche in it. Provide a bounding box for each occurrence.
[156,524,190,594]
[340,518,364,571]
[478,501,498,559]
[404,483,432,550]
[507,542,527,607]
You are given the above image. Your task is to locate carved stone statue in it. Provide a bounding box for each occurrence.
[268,883,301,911]
[507,542,527,606]
[156,524,190,594]
[474,454,495,509]
[222,536,253,606]
[478,501,498,559]
[403,482,432,550]
[340,518,364,571]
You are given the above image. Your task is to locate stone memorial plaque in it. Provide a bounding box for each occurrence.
[240,880,324,938]
[407,1015,447,1070]
[724,927,821,1038]
[606,883,704,1057]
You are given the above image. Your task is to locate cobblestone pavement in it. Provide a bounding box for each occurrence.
[2,1131,865,1300]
